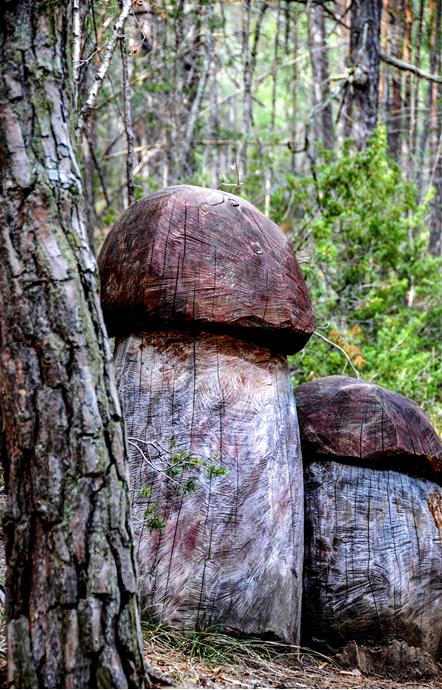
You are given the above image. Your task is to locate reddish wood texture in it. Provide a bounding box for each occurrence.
[98,185,314,353]
[295,376,442,479]
[114,330,304,641]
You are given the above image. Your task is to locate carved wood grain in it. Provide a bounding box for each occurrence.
[99,185,314,354]
[295,376,442,479]
[303,460,442,656]
[115,329,304,642]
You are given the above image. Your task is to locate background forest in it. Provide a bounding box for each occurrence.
[79,0,442,430]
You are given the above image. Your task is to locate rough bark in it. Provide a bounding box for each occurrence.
[0,1,146,687]
[403,0,413,170]
[98,185,315,354]
[347,0,383,147]
[303,461,442,658]
[114,330,304,642]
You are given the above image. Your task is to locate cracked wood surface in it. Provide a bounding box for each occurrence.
[114,330,304,642]
[98,185,314,354]
[303,461,442,656]
[0,2,146,687]
[295,377,442,658]
[295,376,442,480]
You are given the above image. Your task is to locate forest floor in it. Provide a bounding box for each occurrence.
[0,615,441,688]
[144,625,442,690]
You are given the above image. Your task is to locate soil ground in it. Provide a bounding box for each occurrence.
[144,627,442,690]
[0,614,441,688]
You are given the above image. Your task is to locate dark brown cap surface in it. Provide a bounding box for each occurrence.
[295,375,442,479]
[98,185,314,353]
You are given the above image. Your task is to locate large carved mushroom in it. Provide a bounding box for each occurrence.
[98,185,314,641]
[295,375,442,659]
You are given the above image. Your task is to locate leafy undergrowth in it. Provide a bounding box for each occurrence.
[143,624,442,689]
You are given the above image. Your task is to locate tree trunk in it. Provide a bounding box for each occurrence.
[386,0,405,160]
[417,0,438,193]
[348,0,383,147]
[429,0,442,255]
[242,0,252,177]
[307,1,334,150]
[403,0,413,171]
[0,1,146,687]
[290,4,299,172]
[410,0,425,175]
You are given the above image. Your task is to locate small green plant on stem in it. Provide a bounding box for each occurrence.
[128,436,228,532]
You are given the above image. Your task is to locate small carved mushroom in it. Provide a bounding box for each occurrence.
[295,375,442,658]
[98,185,314,641]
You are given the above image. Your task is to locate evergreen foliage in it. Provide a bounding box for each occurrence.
[286,128,441,430]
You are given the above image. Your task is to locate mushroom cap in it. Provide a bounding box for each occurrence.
[295,376,442,479]
[98,185,314,353]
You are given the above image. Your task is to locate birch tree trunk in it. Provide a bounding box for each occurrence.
[0,1,146,687]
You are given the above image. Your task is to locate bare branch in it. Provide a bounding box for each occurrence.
[380,52,442,84]
[72,0,81,101]
[84,128,111,206]
[80,0,132,122]
[197,42,346,120]
[314,330,361,379]
[94,26,197,112]
[127,440,181,486]
[103,137,307,160]
[120,33,135,205]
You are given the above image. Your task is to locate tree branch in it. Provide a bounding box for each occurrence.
[72,0,81,101]
[302,1,442,83]
[120,32,135,206]
[103,138,307,160]
[380,51,442,84]
[80,0,132,122]
[314,330,361,379]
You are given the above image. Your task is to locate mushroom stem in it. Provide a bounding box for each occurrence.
[114,329,303,642]
[304,460,442,656]
[295,376,442,663]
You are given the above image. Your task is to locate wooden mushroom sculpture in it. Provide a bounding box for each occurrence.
[98,185,314,641]
[295,375,442,660]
